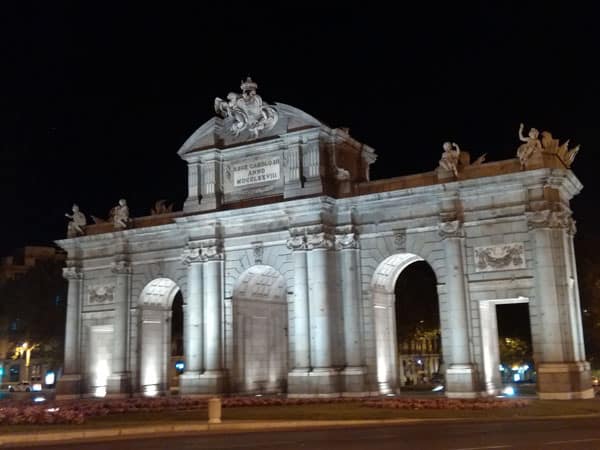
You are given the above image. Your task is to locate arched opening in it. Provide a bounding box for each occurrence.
[394,261,441,389]
[371,253,439,394]
[479,297,532,395]
[231,265,288,394]
[138,278,182,396]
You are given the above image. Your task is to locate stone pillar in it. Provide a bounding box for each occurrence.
[107,261,131,397]
[183,162,201,213]
[286,232,310,372]
[204,257,223,373]
[439,220,479,398]
[200,241,225,393]
[179,248,204,394]
[199,158,222,212]
[305,230,340,394]
[336,229,366,394]
[527,209,593,399]
[56,266,83,399]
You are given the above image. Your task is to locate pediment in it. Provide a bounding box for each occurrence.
[177,102,322,157]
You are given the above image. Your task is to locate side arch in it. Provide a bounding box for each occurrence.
[372,253,440,394]
[138,277,182,396]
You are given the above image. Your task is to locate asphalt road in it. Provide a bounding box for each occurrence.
[8,417,600,450]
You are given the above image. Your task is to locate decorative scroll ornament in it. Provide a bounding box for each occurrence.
[252,241,264,264]
[474,243,526,273]
[88,285,115,303]
[286,234,307,251]
[62,266,82,280]
[110,260,131,274]
[393,229,406,250]
[438,220,464,239]
[214,77,278,138]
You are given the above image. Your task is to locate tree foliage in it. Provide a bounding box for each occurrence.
[0,258,67,364]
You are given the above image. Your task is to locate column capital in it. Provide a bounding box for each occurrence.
[182,239,223,264]
[110,260,132,274]
[306,231,334,250]
[287,227,307,251]
[526,205,575,232]
[438,220,464,239]
[335,231,359,250]
[62,266,83,280]
[181,247,203,265]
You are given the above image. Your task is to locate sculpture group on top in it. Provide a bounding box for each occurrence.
[437,142,486,178]
[517,122,580,169]
[215,77,279,138]
[437,123,580,178]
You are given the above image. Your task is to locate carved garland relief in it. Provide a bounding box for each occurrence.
[474,243,526,273]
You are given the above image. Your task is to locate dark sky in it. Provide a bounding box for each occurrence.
[1,3,599,255]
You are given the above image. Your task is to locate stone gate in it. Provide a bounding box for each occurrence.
[56,78,591,399]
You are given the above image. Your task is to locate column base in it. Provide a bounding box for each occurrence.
[537,362,594,399]
[179,371,226,395]
[341,366,367,394]
[287,368,341,396]
[107,372,131,398]
[445,364,480,398]
[56,374,82,400]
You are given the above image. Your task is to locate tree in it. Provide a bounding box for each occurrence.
[0,258,67,368]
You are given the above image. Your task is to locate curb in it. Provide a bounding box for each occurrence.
[1,414,600,447]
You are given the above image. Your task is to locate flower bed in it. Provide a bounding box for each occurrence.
[0,395,530,425]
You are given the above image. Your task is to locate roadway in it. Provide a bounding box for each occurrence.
[7,416,600,449]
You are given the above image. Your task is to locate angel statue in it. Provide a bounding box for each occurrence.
[65,204,87,237]
[517,123,542,169]
[439,141,461,178]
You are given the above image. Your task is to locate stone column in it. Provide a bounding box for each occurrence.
[56,266,83,398]
[528,209,593,399]
[336,229,366,393]
[201,241,225,392]
[286,232,310,372]
[305,230,340,394]
[439,220,478,398]
[107,260,131,397]
[179,248,204,394]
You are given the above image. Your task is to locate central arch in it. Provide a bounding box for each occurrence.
[138,277,182,396]
[231,265,288,394]
[372,253,440,394]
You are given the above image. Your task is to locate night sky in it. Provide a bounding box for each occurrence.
[1,3,599,255]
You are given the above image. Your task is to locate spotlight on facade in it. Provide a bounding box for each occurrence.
[94,386,107,398]
[144,384,158,397]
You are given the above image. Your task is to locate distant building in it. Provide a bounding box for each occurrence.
[0,246,65,384]
[0,246,66,283]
